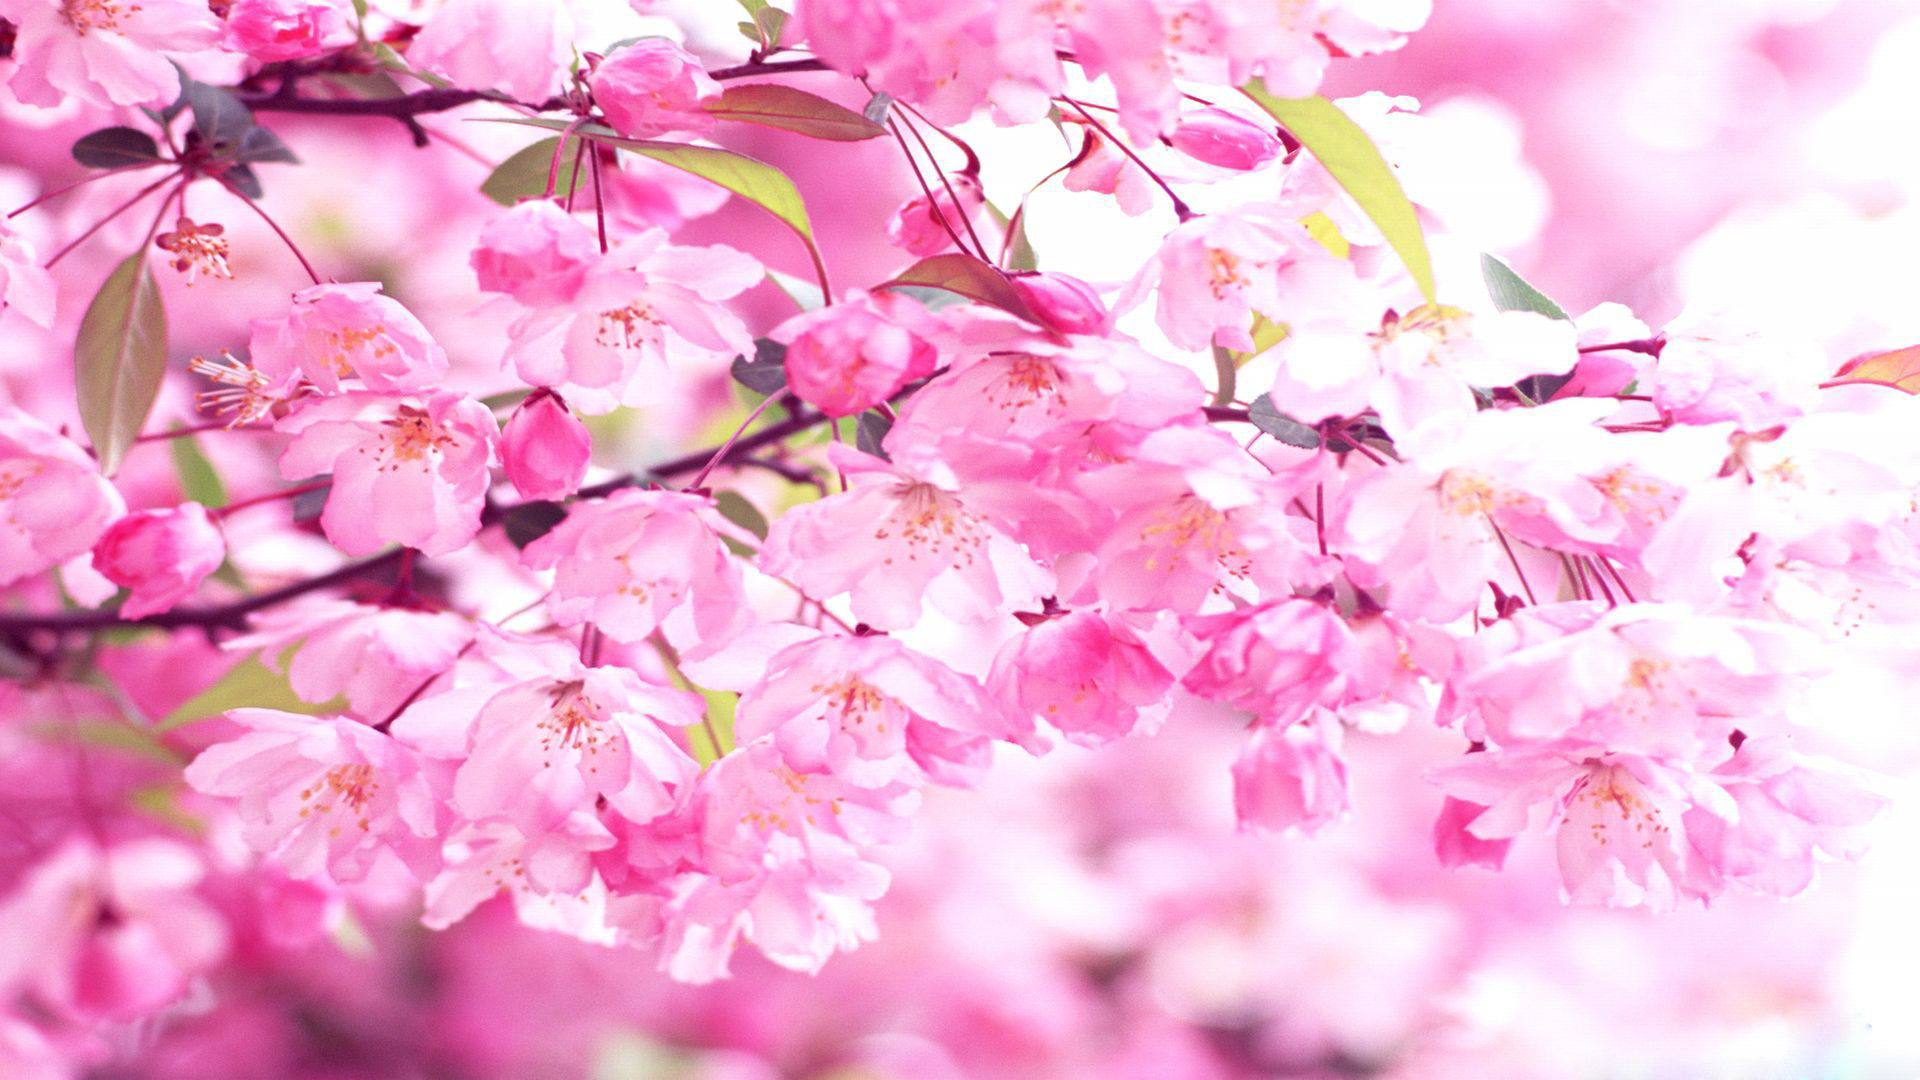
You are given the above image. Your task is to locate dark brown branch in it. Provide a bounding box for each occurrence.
[707,58,833,81]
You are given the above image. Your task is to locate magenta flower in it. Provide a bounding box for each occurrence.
[1169,107,1283,171]
[276,391,498,556]
[500,391,591,501]
[772,289,941,418]
[1182,599,1357,725]
[91,502,225,619]
[590,38,721,139]
[988,610,1175,748]
[221,0,353,61]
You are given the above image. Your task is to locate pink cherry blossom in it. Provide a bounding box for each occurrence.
[1007,272,1110,336]
[500,391,591,501]
[275,391,498,556]
[590,38,720,139]
[0,222,55,328]
[1181,599,1357,724]
[520,488,751,654]
[886,173,987,256]
[987,610,1175,747]
[184,709,443,883]
[496,231,759,414]
[471,201,601,309]
[90,501,225,618]
[1131,208,1361,353]
[0,406,125,589]
[0,0,219,108]
[1231,714,1351,833]
[736,633,1033,789]
[405,0,572,102]
[1061,128,1158,217]
[759,443,1052,630]
[249,282,450,395]
[772,288,941,418]
[221,0,353,62]
[224,598,475,721]
[1169,107,1283,171]
[1688,737,1887,898]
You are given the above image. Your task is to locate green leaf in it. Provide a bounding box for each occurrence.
[1240,85,1436,303]
[766,268,825,311]
[855,409,893,459]
[159,654,340,732]
[1247,394,1322,449]
[169,434,228,507]
[881,253,1039,323]
[704,83,884,141]
[503,500,568,548]
[479,136,580,205]
[497,119,824,283]
[183,80,254,155]
[75,254,167,477]
[222,162,264,199]
[1480,253,1570,321]
[752,6,788,47]
[984,201,1037,272]
[71,127,163,169]
[233,125,299,165]
[713,490,768,540]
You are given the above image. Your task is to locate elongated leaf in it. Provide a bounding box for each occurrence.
[159,655,340,732]
[705,84,883,141]
[184,80,254,153]
[496,118,824,278]
[1481,254,1570,320]
[72,127,163,168]
[234,125,299,164]
[1823,344,1920,394]
[169,434,228,507]
[731,338,789,395]
[984,201,1038,272]
[767,268,825,311]
[480,136,580,205]
[882,253,1038,323]
[713,490,768,540]
[75,255,167,476]
[856,409,893,459]
[1241,85,1436,303]
[1248,394,1322,449]
[223,163,264,199]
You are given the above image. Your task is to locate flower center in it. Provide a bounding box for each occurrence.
[61,0,137,34]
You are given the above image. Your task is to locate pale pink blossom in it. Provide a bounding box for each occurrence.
[886,173,987,256]
[1169,107,1283,171]
[1231,714,1351,833]
[90,502,225,618]
[1182,599,1356,724]
[0,406,126,589]
[225,598,475,721]
[987,610,1175,747]
[222,0,353,61]
[471,201,601,308]
[249,282,450,395]
[275,391,498,556]
[1649,308,1823,428]
[1132,208,1364,353]
[0,222,55,328]
[521,488,751,654]
[772,289,940,418]
[1007,272,1110,336]
[421,815,617,930]
[590,38,720,139]
[759,443,1053,630]
[184,709,443,883]
[500,391,591,501]
[0,839,227,1021]
[1061,129,1158,217]
[0,0,219,108]
[406,0,573,102]
[736,633,1033,789]
[794,0,1061,126]
[1688,738,1887,898]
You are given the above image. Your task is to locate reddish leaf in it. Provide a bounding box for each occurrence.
[704,84,886,141]
[1823,344,1920,394]
[881,254,1040,324]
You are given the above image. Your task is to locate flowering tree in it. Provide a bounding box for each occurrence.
[0,0,1913,1074]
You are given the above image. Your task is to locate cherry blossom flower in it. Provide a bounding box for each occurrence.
[225,598,475,721]
[1168,107,1283,171]
[0,222,55,328]
[987,610,1175,747]
[221,0,353,61]
[590,38,720,139]
[471,201,601,309]
[184,709,443,883]
[1231,713,1351,833]
[275,391,498,556]
[886,173,988,256]
[249,282,451,395]
[90,502,225,618]
[772,288,941,418]
[1182,599,1357,724]
[500,391,591,501]
[521,488,751,654]
[0,406,125,590]
[0,0,219,108]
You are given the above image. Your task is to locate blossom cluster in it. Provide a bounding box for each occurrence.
[0,0,1911,1072]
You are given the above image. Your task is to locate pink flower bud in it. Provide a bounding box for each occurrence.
[1009,271,1110,335]
[772,290,940,418]
[223,0,355,62]
[886,174,985,256]
[92,503,225,619]
[502,392,591,500]
[471,201,601,308]
[1169,108,1283,171]
[590,39,720,139]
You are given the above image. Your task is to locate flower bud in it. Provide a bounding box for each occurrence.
[502,392,592,500]
[471,201,600,308]
[92,503,225,619]
[773,290,939,418]
[590,39,720,139]
[1169,108,1283,171]
[1009,271,1110,335]
[886,174,985,256]
[223,0,355,62]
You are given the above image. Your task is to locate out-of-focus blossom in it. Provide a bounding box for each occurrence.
[91,502,225,618]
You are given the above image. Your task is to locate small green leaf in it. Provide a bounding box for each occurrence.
[169,434,228,508]
[752,6,788,47]
[184,80,254,154]
[984,201,1038,272]
[713,489,769,540]
[766,269,825,311]
[480,136,580,205]
[222,163,264,199]
[71,127,164,169]
[1480,254,1570,321]
[159,654,340,732]
[1247,394,1322,449]
[881,253,1039,323]
[503,500,568,548]
[1300,211,1348,258]
[855,409,893,459]
[1241,86,1436,303]
[75,254,167,477]
[731,338,789,395]
[704,83,884,141]
[233,125,299,165]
